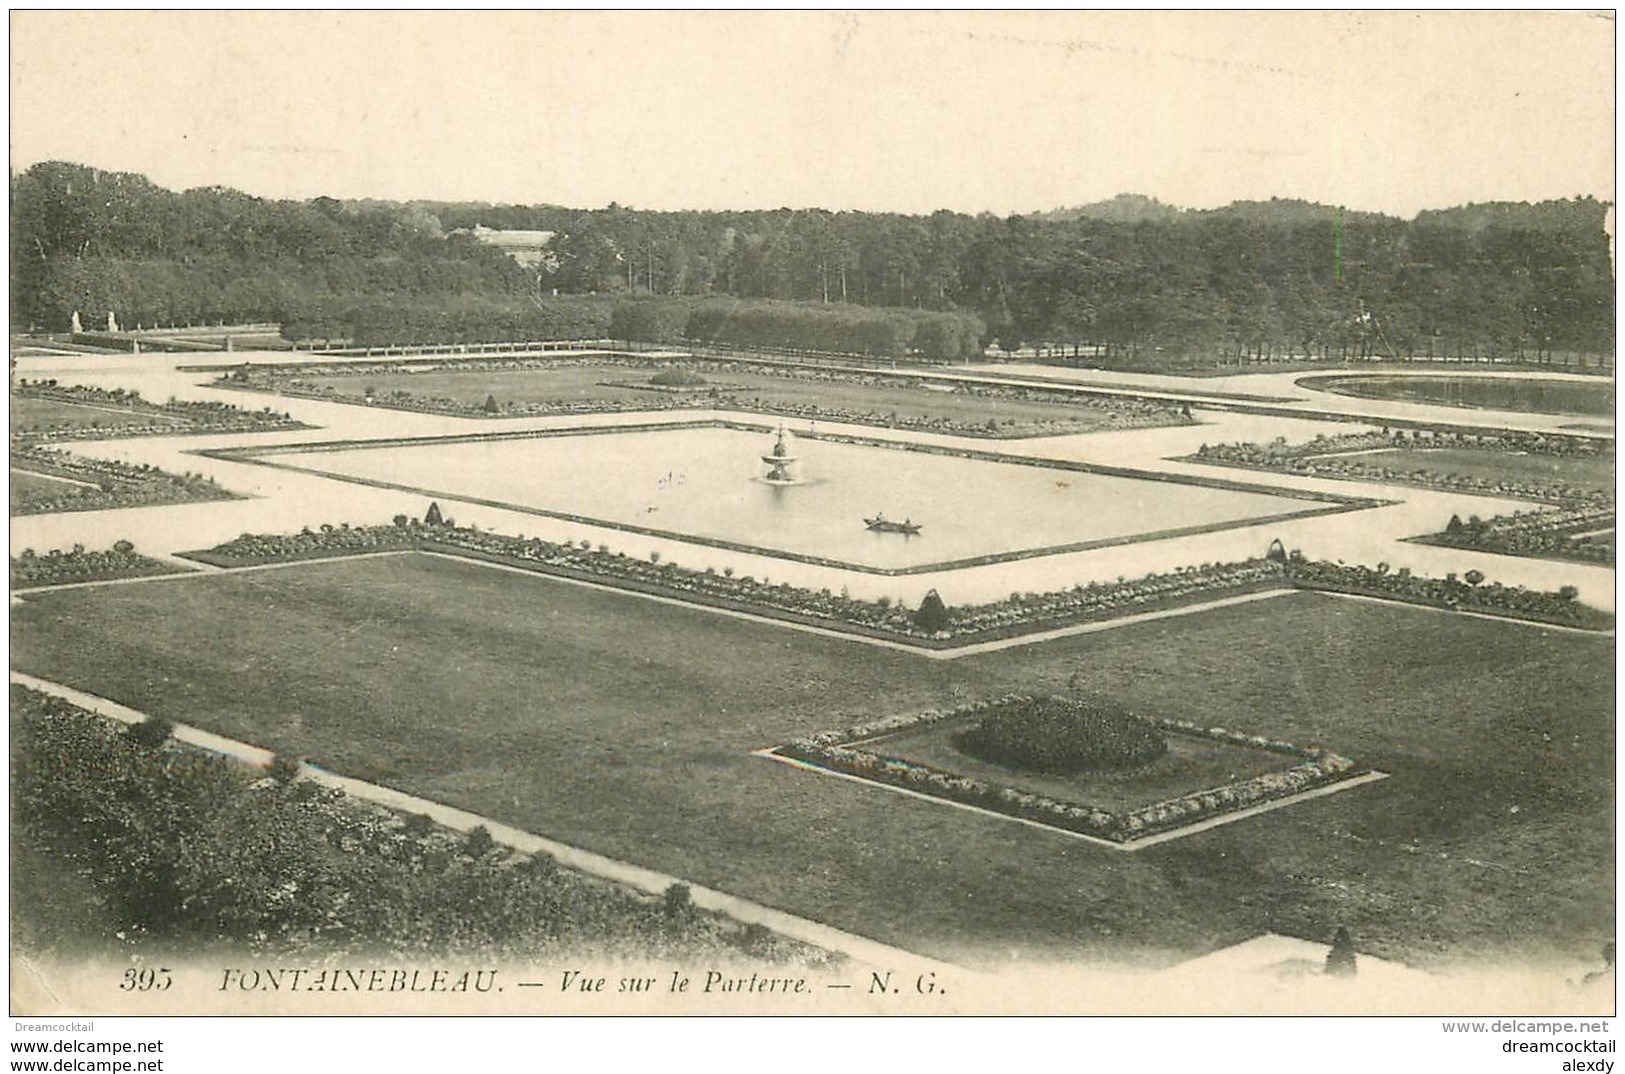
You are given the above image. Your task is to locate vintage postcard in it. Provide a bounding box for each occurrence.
[6,8,1616,1050]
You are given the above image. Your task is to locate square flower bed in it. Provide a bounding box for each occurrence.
[765,695,1371,845]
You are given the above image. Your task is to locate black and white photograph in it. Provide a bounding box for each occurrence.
[6,8,1616,1061]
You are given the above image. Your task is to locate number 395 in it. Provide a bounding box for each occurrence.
[120,968,172,991]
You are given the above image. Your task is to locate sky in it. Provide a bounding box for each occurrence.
[9,10,1616,218]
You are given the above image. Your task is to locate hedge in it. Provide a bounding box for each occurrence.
[11,686,833,964]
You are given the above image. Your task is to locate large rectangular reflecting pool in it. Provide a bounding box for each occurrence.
[263,424,1358,573]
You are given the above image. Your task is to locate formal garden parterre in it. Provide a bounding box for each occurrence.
[214,352,1194,438]
[11,338,1615,973]
[8,381,297,516]
[765,694,1371,846]
[179,517,1615,643]
[11,445,240,516]
[184,518,1293,643]
[1190,427,1614,506]
[9,163,1616,982]
[13,380,306,443]
[1413,506,1615,566]
[11,540,183,588]
[10,554,1612,968]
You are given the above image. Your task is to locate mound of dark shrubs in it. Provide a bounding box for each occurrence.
[650,367,707,388]
[954,695,1166,774]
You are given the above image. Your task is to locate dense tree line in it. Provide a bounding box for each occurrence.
[11,161,1614,360]
[611,296,984,359]
[10,162,544,340]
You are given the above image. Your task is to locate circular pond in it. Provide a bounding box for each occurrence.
[1298,374,1614,417]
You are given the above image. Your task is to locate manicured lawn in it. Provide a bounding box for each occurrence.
[10,468,109,514]
[9,463,234,517]
[312,366,661,408]
[1572,530,1615,554]
[11,468,92,503]
[1304,375,1615,417]
[301,365,1137,431]
[10,396,184,434]
[1334,447,1614,492]
[9,555,1612,971]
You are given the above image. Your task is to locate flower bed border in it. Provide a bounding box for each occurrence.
[1407,509,1615,567]
[180,529,1294,649]
[11,548,188,589]
[210,351,1195,440]
[11,447,243,517]
[13,383,309,445]
[1277,557,1613,631]
[180,522,1614,649]
[1185,428,1613,508]
[761,696,1370,846]
[1408,532,1615,567]
[1187,452,1611,508]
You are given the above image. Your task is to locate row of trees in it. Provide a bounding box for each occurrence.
[611,297,985,359]
[11,162,535,336]
[445,195,1616,361]
[12,161,1614,360]
[279,294,617,348]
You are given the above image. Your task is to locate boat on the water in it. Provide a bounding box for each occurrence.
[864,513,921,535]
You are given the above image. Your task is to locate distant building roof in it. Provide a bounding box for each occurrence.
[465,226,556,267]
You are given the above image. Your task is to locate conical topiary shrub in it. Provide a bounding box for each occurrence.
[913,589,951,633]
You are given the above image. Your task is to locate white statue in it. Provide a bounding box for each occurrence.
[70,310,83,334]
[107,311,120,333]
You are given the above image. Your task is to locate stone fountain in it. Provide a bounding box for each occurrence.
[760,425,799,485]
